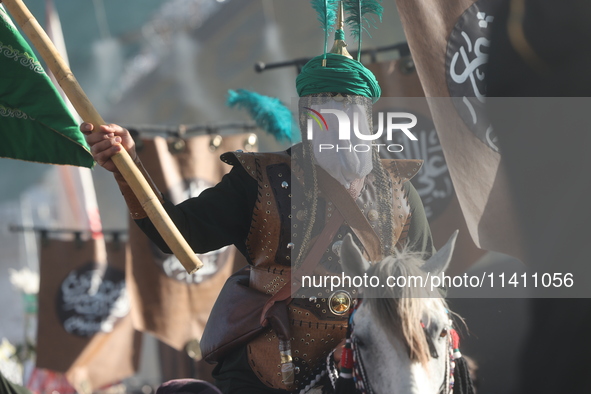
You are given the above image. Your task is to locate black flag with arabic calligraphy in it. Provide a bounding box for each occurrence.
[36,238,141,393]
[392,0,524,260]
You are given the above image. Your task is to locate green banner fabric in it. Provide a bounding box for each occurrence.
[0,5,93,168]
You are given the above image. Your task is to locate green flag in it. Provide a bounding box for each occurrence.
[0,5,93,168]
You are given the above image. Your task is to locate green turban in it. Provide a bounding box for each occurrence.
[296,53,381,103]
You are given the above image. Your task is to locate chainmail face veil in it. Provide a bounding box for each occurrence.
[294,93,396,268]
[306,97,373,189]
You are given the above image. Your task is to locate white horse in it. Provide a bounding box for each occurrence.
[331,230,472,394]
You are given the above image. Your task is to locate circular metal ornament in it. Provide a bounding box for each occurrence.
[185,338,202,361]
[367,209,379,222]
[328,290,352,315]
[331,240,343,256]
[296,209,307,221]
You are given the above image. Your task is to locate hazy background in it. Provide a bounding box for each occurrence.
[0,1,526,392]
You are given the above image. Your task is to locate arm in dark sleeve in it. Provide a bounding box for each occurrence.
[404,181,436,257]
[135,164,257,254]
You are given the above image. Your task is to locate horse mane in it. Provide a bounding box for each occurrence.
[363,248,447,367]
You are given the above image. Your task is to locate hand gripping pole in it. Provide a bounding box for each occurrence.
[3,0,202,274]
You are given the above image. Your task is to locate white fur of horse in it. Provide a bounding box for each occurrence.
[339,231,459,394]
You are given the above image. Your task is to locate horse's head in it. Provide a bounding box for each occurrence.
[340,232,459,394]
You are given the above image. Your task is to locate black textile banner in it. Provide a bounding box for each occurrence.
[36,238,141,393]
[393,0,524,260]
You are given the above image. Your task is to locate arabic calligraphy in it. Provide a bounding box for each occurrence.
[450,33,489,102]
[58,264,129,337]
[446,1,501,152]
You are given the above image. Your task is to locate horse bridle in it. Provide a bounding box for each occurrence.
[343,298,457,394]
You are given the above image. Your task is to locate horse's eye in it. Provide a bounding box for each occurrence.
[355,337,365,347]
[440,329,448,338]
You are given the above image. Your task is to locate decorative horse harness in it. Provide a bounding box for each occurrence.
[324,298,473,394]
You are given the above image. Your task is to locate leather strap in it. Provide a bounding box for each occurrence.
[316,167,382,263]
[260,210,344,325]
[114,155,164,219]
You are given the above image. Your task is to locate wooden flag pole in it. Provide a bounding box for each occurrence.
[3,0,202,274]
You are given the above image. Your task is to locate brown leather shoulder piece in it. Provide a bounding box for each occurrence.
[221,149,293,267]
[381,159,423,183]
[220,150,291,181]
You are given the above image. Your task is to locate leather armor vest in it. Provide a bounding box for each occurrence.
[220,146,421,391]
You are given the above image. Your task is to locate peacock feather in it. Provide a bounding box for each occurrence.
[226,89,293,142]
[310,0,340,62]
[343,0,384,61]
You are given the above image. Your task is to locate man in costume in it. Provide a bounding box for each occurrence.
[83,3,434,392]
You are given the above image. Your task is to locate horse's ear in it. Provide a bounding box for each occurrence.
[340,233,370,277]
[421,230,459,275]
